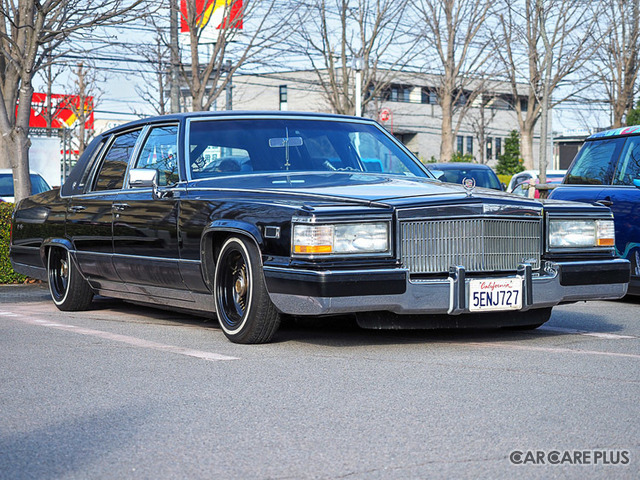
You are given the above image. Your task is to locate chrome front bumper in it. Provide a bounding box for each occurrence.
[264,259,630,316]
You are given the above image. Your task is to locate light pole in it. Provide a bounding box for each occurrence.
[352,56,364,116]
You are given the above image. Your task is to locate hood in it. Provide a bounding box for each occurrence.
[189,172,541,209]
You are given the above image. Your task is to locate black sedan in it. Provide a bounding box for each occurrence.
[10,112,630,343]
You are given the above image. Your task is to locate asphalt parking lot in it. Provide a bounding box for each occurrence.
[1,284,639,479]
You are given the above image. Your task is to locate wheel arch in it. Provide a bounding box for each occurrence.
[40,238,74,266]
[200,221,264,290]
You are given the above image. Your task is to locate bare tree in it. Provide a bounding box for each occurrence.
[132,32,171,116]
[494,0,601,171]
[293,0,412,116]
[591,0,640,128]
[65,62,102,158]
[414,0,494,162]
[467,94,499,164]
[37,51,64,130]
[178,0,295,112]
[0,0,147,203]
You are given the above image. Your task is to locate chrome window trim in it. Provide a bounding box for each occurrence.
[67,186,188,199]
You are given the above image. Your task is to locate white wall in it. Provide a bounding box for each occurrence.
[29,136,62,187]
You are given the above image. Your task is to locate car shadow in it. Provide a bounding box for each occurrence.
[78,295,632,348]
[273,308,627,347]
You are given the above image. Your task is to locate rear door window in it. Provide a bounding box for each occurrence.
[94,130,142,191]
[613,136,640,186]
[565,137,625,185]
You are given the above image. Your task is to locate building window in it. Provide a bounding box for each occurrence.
[402,86,411,102]
[495,137,502,159]
[384,84,412,103]
[454,90,469,106]
[486,137,493,160]
[466,136,473,155]
[457,136,464,153]
[279,85,288,111]
[421,87,438,105]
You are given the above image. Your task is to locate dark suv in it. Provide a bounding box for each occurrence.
[549,126,640,295]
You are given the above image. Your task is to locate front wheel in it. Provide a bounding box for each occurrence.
[47,247,94,311]
[214,237,281,344]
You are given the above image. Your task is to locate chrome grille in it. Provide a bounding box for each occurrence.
[400,217,542,274]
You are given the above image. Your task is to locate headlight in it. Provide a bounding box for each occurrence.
[548,219,615,248]
[293,222,389,255]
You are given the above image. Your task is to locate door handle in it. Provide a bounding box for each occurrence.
[68,205,86,213]
[596,199,613,207]
[112,203,129,212]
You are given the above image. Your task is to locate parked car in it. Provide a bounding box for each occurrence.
[0,170,51,202]
[10,112,629,343]
[511,175,565,198]
[507,169,567,193]
[427,163,504,190]
[549,125,640,296]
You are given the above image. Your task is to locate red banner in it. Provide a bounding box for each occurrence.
[27,93,94,129]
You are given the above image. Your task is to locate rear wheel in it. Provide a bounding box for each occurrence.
[214,237,281,344]
[47,247,94,311]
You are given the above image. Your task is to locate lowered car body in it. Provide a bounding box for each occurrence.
[10,112,630,343]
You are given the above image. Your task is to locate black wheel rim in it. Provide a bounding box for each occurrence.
[49,249,69,302]
[216,246,250,331]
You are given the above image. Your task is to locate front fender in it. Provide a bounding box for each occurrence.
[199,220,264,290]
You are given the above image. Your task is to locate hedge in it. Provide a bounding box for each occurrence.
[0,202,28,283]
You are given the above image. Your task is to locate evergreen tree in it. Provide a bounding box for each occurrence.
[626,100,640,126]
[496,130,525,175]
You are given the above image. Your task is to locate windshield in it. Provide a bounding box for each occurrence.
[0,174,51,197]
[188,119,429,180]
[439,168,501,190]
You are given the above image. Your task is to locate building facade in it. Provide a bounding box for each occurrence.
[232,70,544,168]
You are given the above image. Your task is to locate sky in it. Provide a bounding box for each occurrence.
[31,10,615,138]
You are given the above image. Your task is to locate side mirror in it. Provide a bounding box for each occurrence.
[633,178,640,189]
[129,168,157,188]
[501,182,507,191]
[129,168,162,198]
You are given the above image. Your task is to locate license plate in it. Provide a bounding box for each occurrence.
[469,278,523,312]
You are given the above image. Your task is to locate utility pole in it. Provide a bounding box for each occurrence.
[537,0,553,195]
[353,57,363,116]
[224,60,233,110]
[169,0,180,113]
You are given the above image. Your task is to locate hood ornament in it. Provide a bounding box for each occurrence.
[462,177,476,197]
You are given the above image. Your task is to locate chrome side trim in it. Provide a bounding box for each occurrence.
[66,249,201,264]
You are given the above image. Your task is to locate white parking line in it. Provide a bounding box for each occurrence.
[468,341,640,360]
[1,311,239,362]
[540,326,637,340]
